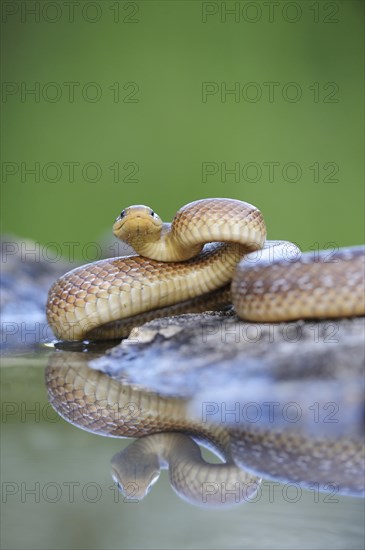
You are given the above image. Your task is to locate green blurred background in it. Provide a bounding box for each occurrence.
[2,0,364,258]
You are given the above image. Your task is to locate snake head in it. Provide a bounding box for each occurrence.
[111,444,161,501]
[113,205,163,253]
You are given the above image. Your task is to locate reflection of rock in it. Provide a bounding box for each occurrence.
[91,313,365,440]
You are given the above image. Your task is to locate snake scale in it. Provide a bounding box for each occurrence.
[46,198,365,506]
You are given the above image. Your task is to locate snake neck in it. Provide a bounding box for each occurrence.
[126,222,204,262]
[111,432,260,507]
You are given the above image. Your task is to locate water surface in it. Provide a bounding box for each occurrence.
[1,349,364,550]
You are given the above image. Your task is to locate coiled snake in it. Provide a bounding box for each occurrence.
[46,198,365,341]
[46,198,365,506]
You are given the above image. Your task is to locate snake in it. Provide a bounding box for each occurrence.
[45,197,365,506]
[46,198,365,341]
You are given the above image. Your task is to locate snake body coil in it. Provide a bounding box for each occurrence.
[46,198,365,340]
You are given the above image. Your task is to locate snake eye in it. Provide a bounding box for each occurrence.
[150,209,155,217]
[119,210,126,219]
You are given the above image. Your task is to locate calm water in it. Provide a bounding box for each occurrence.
[1,348,364,550]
